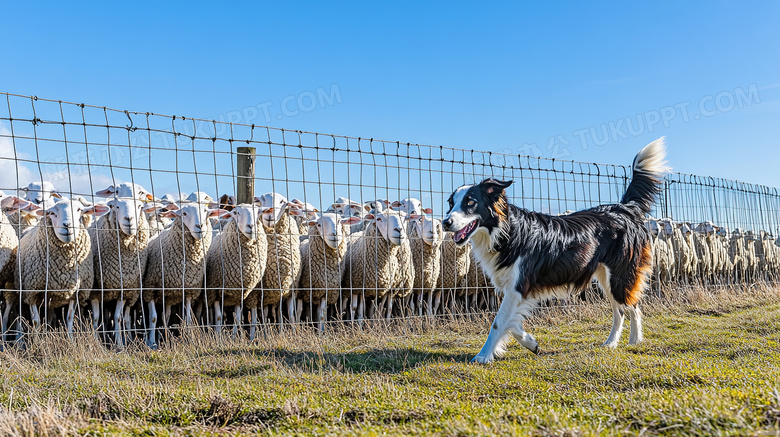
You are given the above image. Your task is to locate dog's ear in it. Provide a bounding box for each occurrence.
[481,179,513,197]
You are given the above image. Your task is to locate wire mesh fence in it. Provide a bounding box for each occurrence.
[0,92,778,346]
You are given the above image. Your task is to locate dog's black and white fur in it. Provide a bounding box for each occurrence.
[443,139,668,363]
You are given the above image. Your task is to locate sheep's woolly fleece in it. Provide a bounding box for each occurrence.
[297,225,349,305]
[342,213,402,300]
[205,218,268,307]
[15,216,93,309]
[143,217,212,306]
[247,211,300,308]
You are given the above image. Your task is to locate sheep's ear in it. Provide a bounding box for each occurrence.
[407,214,422,221]
[162,203,180,211]
[341,216,361,225]
[390,201,401,208]
[288,206,303,216]
[94,185,116,197]
[85,204,110,217]
[35,208,47,217]
[307,220,318,227]
[51,191,62,199]
[208,208,231,218]
[0,196,29,211]
[422,207,433,214]
[142,202,166,213]
[161,209,180,219]
[364,213,376,221]
[207,201,220,209]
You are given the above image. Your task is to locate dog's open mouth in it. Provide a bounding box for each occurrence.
[453,219,478,245]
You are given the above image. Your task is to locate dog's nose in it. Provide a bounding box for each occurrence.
[442,217,453,231]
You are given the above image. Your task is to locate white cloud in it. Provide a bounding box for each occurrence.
[0,123,35,193]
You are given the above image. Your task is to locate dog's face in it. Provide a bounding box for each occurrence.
[443,179,512,246]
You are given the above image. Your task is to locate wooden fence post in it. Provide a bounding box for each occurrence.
[236,147,256,204]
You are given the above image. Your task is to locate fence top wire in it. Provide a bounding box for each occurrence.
[1,91,779,234]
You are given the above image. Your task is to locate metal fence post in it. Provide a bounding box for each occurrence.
[237,147,256,204]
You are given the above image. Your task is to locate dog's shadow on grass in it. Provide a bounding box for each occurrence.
[212,346,474,374]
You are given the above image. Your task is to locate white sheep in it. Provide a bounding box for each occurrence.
[205,204,267,338]
[0,193,34,337]
[250,193,301,325]
[330,197,368,234]
[297,213,359,331]
[18,181,61,207]
[645,218,675,287]
[391,198,432,216]
[88,188,160,347]
[407,215,443,316]
[341,207,405,324]
[290,199,320,239]
[14,198,109,335]
[435,232,471,314]
[142,201,225,347]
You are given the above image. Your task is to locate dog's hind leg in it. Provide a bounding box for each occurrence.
[510,320,540,354]
[595,264,625,348]
[626,303,643,345]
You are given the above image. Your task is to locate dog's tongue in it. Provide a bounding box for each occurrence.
[455,221,473,242]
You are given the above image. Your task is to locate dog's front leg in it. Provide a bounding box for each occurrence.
[472,289,534,364]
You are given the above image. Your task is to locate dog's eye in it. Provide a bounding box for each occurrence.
[467,199,476,206]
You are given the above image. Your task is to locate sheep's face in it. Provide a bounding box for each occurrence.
[20,181,61,206]
[256,192,289,228]
[185,191,215,204]
[658,219,675,236]
[0,192,32,214]
[645,219,660,237]
[309,213,360,249]
[290,199,320,220]
[694,221,715,235]
[95,183,154,202]
[410,216,443,246]
[368,210,405,246]
[230,204,262,239]
[391,198,432,217]
[107,197,158,236]
[676,222,693,236]
[163,203,225,240]
[40,199,109,243]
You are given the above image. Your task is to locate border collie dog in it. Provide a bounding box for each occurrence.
[443,139,668,363]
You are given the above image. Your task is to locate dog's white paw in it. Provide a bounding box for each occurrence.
[470,354,494,364]
[601,341,618,349]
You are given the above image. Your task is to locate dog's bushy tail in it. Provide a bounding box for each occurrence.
[621,138,670,214]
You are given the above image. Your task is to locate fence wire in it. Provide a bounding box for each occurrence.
[0,92,778,346]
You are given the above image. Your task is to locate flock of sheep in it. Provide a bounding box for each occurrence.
[0,181,494,347]
[0,180,777,348]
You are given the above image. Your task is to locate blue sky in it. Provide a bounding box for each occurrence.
[1,1,779,196]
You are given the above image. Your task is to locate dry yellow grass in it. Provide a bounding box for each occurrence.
[0,284,779,436]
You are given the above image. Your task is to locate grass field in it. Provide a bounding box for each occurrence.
[1,288,779,436]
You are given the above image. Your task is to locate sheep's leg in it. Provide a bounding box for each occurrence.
[366,297,376,320]
[194,299,203,324]
[426,291,434,316]
[1,301,10,336]
[183,297,193,326]
[317,299,327,332]
[146,301,158,348]
[123,304,132,344]
[286,295,296,327]
[349,295,358,322]
[249,306,258,340]
[357,296,365,327]
[114,299,125,349]
[417,291,424,317]
[262,306,268,325]
[376,295,387,320]
[385,294,394,319]
[432,290,442,315]
[232,304,242,337]
[65,300,76,337]
[296,298,304,325]
[30,304,41,331]
[164,304,172,328]
[90,298,101,333]
[213,302,223,335]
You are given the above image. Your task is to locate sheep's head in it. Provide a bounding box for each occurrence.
[38,198,109,243]
[391,198,432,216]
[694,221,715,235]
[95,182,154,202]
[409,215,443,246]
[106,197,161,236]
[644,218,660,237]
[290,199,320,220]
[218,194,237,212]
[255,192,290,228]
[185,191,215,204]
[364,199,390,215]
[161,202,226,240]
[229,204,263,239]
[365,209,405,246]
[0,191,32,214]
[716,226,728,238]
[658,218,675,236]
[330,197,363,218]
[19,181,61,206]
[308,213,360,249]
[677,222,693,236]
